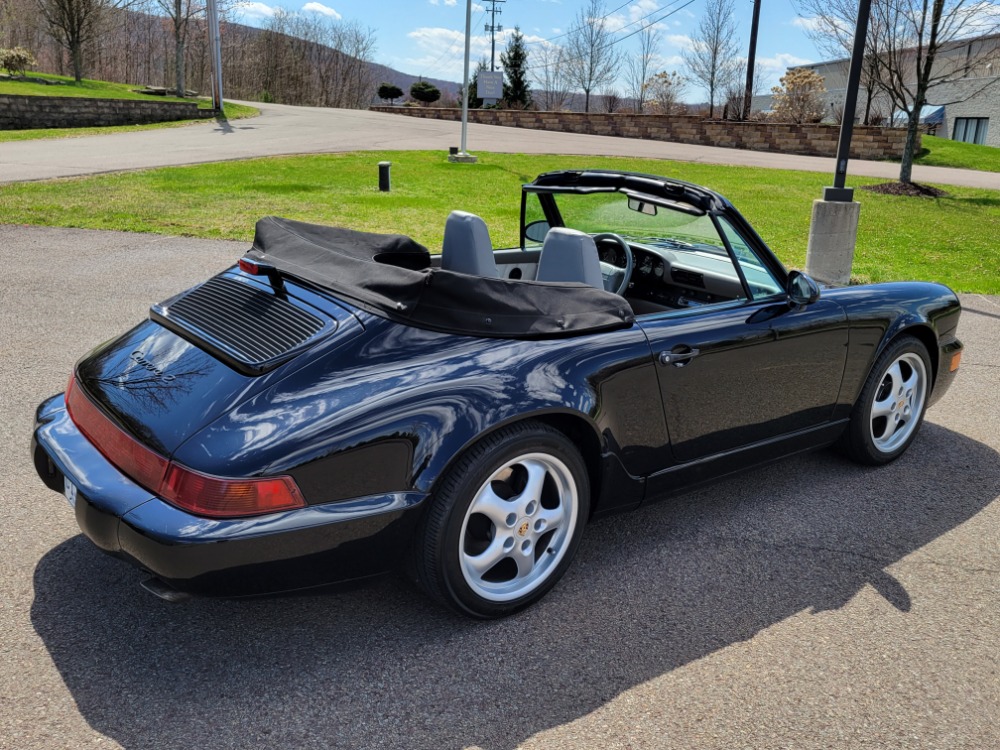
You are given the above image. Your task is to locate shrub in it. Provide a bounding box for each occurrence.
[770,68,826,124]
[409,80,441,106]
[1,47,37,78]
[377,82,404,104]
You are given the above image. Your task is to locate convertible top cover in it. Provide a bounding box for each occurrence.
[246,216,635,339]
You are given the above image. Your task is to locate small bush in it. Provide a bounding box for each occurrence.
[1,47,37,78]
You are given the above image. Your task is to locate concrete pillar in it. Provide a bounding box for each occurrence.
[805,199,861,286]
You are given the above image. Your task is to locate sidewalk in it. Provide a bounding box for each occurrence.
[1,102,997,189]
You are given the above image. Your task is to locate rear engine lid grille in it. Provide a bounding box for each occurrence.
[151,275,333,374]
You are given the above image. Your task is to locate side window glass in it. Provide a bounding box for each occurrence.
[717,218,783,298]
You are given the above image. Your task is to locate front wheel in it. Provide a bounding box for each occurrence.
[413,422,590,618]
[840,335,931,465]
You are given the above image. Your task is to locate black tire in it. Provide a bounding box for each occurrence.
[839,335,932,466]
[413,421,590,619]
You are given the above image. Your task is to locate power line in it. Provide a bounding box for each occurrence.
[526,0,698,72]
[525,0,674,47]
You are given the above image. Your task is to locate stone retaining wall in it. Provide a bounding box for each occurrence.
[0,94,213,130]
[370,106,913,160]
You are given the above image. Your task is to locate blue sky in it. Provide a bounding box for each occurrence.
[234,0,828,101]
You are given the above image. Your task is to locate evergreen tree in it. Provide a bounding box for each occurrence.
[501,27,532,109]
[410,80,441,106]
[377,82,404,104]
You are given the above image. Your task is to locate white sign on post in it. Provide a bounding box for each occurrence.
[478,71,504,104]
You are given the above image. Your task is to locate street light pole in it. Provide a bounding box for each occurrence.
[450,0,478,162]
[804,0,873,285]
[825,0,873,201]
[742,0,761,121]
[206,0,224,112]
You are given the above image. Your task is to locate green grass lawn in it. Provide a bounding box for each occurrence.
[0,72,259,141]
[0,71,200,102]
[1,151,997,292]
[913,135,1000,173]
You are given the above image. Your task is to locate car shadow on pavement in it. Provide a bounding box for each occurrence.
[31,423,999,750]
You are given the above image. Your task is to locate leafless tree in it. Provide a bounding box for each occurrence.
[871,0,1000,183]
[155,0,229,96]
[36,0,133,81]
[564,0,621,112]
[625,23,660,113]
[683,0,741,118]
[532,43,571,110]
[600,87,621,112]
[722,61,766,119]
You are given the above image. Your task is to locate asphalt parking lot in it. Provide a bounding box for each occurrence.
[1,225,998,750]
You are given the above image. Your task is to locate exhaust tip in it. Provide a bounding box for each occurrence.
[140,577,190,603]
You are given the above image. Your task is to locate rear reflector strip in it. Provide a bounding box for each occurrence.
[66,376,305,518]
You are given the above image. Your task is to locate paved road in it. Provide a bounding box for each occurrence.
[1,225,997,749]
[1,102,998,188]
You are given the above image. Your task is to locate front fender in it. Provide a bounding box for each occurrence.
[823,281,961,416]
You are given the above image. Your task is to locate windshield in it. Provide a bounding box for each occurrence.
[527,191,730,256]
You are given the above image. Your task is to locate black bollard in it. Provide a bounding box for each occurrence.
[378,161,391,192]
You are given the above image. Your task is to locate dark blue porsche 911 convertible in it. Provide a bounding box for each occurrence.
[32,169,963,617]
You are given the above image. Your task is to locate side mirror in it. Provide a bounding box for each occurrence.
[786,270,821,306]
[524,220,550,244]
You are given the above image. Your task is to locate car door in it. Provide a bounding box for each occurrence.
[636,215,849,465]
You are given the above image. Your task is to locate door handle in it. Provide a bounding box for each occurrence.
[659,348,701,366]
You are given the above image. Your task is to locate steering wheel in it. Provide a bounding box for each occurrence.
[593,232,634,296]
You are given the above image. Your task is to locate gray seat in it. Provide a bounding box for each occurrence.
[536,228,604,288]
[440,211,498,277]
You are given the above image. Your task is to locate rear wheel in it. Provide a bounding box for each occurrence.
[414,422,589,618]
[840,335,931,465]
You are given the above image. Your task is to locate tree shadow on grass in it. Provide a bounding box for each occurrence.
[32,423,998,750]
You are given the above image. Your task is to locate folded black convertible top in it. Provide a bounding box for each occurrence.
[245,216,635,339]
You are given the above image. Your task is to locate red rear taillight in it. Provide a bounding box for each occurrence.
[65,376,305,518]
[160,464,305,517]
[66,376,169,492]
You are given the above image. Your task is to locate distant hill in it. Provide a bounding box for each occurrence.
[367,63,459,103]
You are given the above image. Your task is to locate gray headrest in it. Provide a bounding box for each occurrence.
[536,228,603,288]
[441,211,498,277]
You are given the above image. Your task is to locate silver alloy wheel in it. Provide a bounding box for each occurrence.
[459,452,579,602]
[869,351,928,454]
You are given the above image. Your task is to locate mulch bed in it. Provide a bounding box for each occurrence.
[860,182,949,198]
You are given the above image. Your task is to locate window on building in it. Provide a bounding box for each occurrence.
[952,117,989,145]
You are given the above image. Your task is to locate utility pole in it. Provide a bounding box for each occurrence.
[206,0,224,111]
[485,0,506,71]
[742,0,761,121]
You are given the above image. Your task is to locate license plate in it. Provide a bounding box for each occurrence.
[63,477,78,508]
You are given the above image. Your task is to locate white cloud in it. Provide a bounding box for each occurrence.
[428,0,458,5]
[629,0,659,24]
[792,17,824,32]
[757,52,814,73]
[302,2,341,18]
[666,34,694,51]
[240,2,277,19]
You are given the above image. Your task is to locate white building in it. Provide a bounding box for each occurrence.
[774,33,1000,147]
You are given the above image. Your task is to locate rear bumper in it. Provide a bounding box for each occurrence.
[33,394,427,597]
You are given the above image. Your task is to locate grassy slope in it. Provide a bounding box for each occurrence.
[914,135,1000,173]
[1,151,997,292]
[0,73,259,141]
[0,72,199,102]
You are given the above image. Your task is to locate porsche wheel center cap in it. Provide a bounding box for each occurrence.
[517,520,530,537]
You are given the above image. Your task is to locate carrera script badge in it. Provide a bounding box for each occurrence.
[128,350,176,382]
